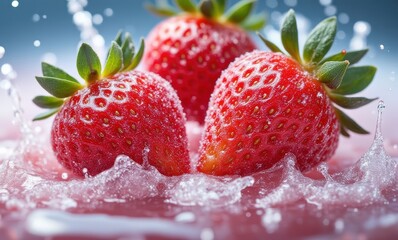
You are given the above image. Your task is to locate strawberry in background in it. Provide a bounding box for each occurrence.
[143,0,266,124]
[197,10,377,176]
[33,33,190,177]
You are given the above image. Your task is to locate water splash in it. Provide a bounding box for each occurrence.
[67,0,106,58]
[256,100,398,208]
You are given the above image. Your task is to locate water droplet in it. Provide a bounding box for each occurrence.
[319,0,332,6]
[262,208,282,233]
[334,219,345,232]
[380,44,385,50]
[200,228,214,240]
[284,0,297,7]
[266,0,278,8]
[41,52,57,65]
[0,79,12,90]
[33,40,41,47]
[175,212,196,223]
[353,21,371,35]
[42,15,47,19]
[104,8,113,17]
[0,46,5,59]
[61,173,69,180]
[92,14,103,25]
[11,0,19,8]
[324,5,337,16]
[336,30,346,40]
[1,64,13,75]
[338,12,350,24]
[32,14,40,22]
[73,11,92,28]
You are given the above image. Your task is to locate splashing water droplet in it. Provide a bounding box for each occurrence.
[324,5,337,16]
[350,21,371,50]
[375,100,385,141]
[262,208,282,233]
[319,0,332,6]
[380,44,385,50]
[0,46,5,59]
[200,228,214,240]
[11,0,19,8]
[284,0,297,7]
[266,0,278,8]
[92,14,103,25]
[104,8,113,17]
[33,40,41,47]
[338,12,350,24]
[1,63,13,75]
[32,13,40,22]
[61,173,69,180]
[41,52,57,65]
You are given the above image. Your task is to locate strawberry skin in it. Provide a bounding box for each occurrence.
[51,71,190,177]
[197,51,340,175]
[144,15,256,124]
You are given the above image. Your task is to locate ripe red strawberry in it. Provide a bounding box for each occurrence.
[143,0,265,124]
[33,33,190,177]
[197,10,377,176]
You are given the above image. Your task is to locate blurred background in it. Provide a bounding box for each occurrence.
[0,0,397,154]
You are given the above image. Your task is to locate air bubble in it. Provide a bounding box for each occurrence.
[380,44,385,50]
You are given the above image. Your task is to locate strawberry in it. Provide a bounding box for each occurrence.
[33,33,190,177]
[143,0,265,124]
[197,10,377,176]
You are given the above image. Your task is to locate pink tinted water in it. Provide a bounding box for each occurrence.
[0,100,397,239]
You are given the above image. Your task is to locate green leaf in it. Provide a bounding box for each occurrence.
[224,0,255,24]
[175,0,197,13]
[340,124,350,137]
[330,94,378,109]
[335,107,369,135]
[241,12,266,31]
[36,76,83,98]
[33,108,59,121]
[303,17,337,64]
[213,0,226,16]
[321,49,369,66]
[332,66,377,95]
[114,31,123,46]
[281,9,301,63]
[42,62,79,83]
[145,2,178,17]
[257,33,283,53]
[77,43,102,83]
[102,42,123,77]
[199,0,216,18]
[33,95,64,109]
[121,34,135,70]
[317,60,349,89]
[126,38,145,71]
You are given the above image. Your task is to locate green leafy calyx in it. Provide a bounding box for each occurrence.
[33,32,145,121]
[146,0,266,31]
[257,9,377,137]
